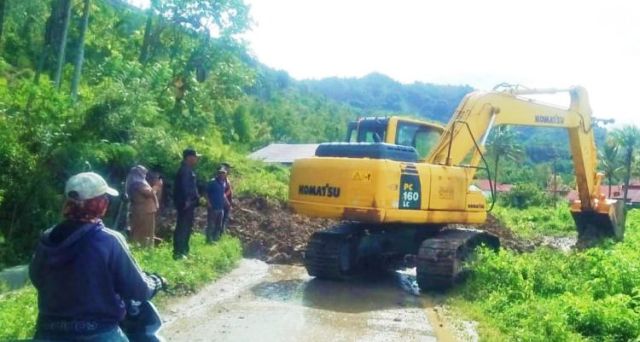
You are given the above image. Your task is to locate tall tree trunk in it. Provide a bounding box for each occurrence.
[0,0,7,47]
[71,0,90,101]
[608,175,613,197]
[623,148,633,205]
[53,0,72,89]
[139,5,154,64]
[35,1,57,84]
[34,48,49,84]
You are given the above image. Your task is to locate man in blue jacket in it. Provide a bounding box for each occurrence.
[173,148,200,259]
[206,167,230,243]
[29,172,163,341]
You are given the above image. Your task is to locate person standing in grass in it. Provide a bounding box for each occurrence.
[221,162,233,228]
[206,167,230,243]
[29,172,163,342]
[126,165,160,247]
[173,148,200,259]
[147,171,164,212]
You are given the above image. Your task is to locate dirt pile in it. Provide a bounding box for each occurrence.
[156,197,335,264]
[474,214,536,252]
[224,206,535,260]
[156,198,538,265]
[226,197,336,264]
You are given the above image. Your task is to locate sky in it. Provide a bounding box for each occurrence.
[129,0,639,125]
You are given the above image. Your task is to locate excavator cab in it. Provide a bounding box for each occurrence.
[346,117,444,159]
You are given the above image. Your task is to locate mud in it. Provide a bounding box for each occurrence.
[156,197,334,264]
[226,197,336,263]
[539,236,577,252]
[472,214,536,252]
[162,260,459,342]
[156,197,569,267]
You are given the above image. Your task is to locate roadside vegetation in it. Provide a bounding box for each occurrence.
[0,0,469,269]
[453,209,640,341]
[492,205,576,239]
[0,233,241,341]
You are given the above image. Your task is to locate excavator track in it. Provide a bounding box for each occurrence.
[416,228,499,291]
[304,224,359,280]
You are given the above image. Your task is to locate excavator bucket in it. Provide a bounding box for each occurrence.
[572,200,625,246]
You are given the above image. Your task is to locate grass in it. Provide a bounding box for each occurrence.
[492,204,577,239]
[0,232,242,341]
[0,286,37,340]
[134,233,242,298]
[234,162,290,201]
[451,209,640,341]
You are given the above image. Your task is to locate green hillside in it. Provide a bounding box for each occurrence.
[0,0,470,267]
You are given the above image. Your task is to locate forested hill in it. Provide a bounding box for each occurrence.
[0,0,610,267]
[0,0,471,267]
[247,67,472,137]
[299,73,473,123]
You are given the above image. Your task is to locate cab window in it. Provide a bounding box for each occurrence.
[395,122,441,158]
[352,119,388,143]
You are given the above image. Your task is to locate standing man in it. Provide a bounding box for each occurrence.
[173,148,200,259]
[205,167,230,242]
[221,162,233,227]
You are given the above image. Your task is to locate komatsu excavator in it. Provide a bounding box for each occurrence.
[289,85,625,291]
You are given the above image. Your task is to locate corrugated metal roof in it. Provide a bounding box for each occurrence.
[248,144,319,164]
[475,179,513,193]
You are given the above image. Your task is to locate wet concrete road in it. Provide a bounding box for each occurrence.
[162,259,456,342]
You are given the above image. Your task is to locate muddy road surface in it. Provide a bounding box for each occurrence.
[162,259,459,342]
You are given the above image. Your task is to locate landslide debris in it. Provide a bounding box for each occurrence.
[473,214,536,252]
[157,196,335,264]
[156,197,540,265]
[226,197,336,264]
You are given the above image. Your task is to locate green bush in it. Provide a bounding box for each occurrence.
[499,183,551,209]
[233,162,290,201]
[0,233,242,341]
[492,205,576,238]
[454,209,640,341]
[0,286,37,340]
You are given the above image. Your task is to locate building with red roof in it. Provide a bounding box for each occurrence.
[566,184,640,207]
[474,179,513,195]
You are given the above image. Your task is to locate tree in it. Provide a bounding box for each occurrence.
[35,0,71,85]
[71,0,91,101]
[138,0,158,64]
[611,125,640,205]
[599,138,622,197]
[486,126,524,187]
[0,0,7,46]
[53,0,72,89]
[233,104,253,143]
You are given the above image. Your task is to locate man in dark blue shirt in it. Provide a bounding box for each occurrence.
[173,148,200,259]
[206,167,230,243]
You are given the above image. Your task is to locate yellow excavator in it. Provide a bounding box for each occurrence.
[289,85,625,291]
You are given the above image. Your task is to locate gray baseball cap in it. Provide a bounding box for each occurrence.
[65,172,119,200]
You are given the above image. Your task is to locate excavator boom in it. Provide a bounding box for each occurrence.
[428,85,624,242]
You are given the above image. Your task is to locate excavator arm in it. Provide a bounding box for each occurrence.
[428,85,624,242]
